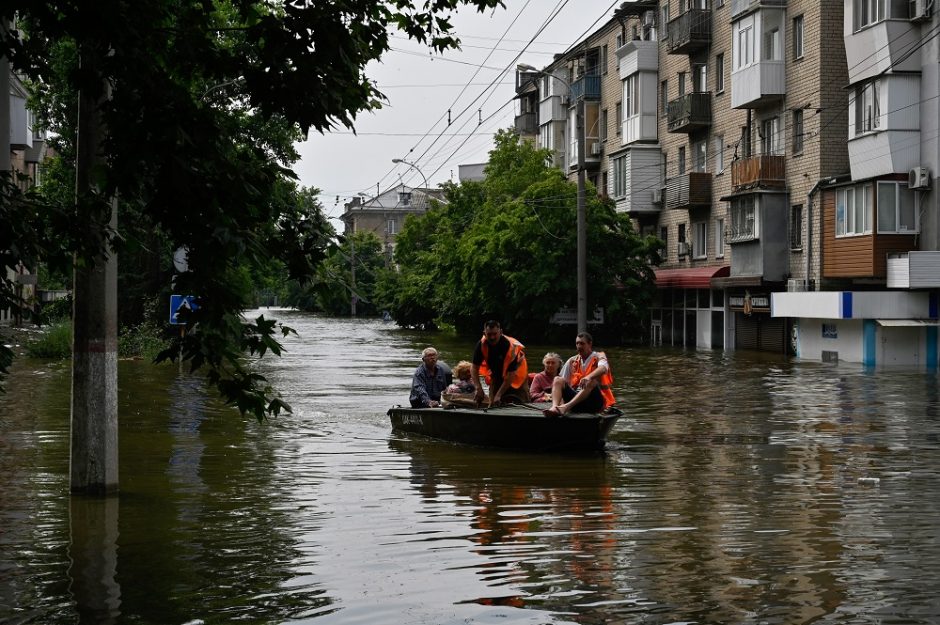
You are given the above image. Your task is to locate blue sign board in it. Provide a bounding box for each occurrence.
[169,295,199,325]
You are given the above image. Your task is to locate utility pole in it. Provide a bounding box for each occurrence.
[1,20,11,173]
[576,97,587,334]
[70,46,119,495]
[349,234,357,316]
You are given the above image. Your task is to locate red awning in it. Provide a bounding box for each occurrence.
[654,265,730,289]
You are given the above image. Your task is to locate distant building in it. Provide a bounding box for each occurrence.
[458,163,487,182]
[340,183,445,258]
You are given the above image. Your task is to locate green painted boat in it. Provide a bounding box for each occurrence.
[387,403,622,452]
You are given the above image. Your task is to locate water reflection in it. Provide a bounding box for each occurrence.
[68,496,121,624]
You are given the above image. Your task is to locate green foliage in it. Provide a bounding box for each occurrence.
[25,321,72,359]
[38,295,72,324]
[2,0,505,417]
[119,321,168,361]
[378,129,663,338]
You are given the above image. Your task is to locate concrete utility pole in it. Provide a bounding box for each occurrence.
[575,97,587,334]
[70,47,119,495]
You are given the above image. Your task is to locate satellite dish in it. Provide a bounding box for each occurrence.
[173,247,189,273]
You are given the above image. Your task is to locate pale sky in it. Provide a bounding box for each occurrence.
[292,0,624,225]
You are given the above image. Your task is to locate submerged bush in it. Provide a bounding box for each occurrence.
[25,321,72,359]
[119,321,168,360]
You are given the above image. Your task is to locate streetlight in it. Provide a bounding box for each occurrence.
[517,63,587,333]
[391,158,430,190]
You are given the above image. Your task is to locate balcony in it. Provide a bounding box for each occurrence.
[667,92,712,133]
[617,39,658,75]
[667,9,711,55]
[731,60,786,109]
[887,252,940,288]
[731,155,786,191]
[845,20,922,84]
[570,74,601,101]
[514,112,538,136]
[730,0,786,19]
[665,172,712,210]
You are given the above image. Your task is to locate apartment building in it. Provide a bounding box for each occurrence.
[516,0,853,354]
[773,0,940,365]
[340,184,445,260]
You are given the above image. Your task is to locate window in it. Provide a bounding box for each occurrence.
[602,45,609,75]
[616,102,623,135]
[693,140,707,173]
[855,81,881,134]
[694,64,707,92]
[790,204,803,250]
[661,227,668,255]
[730,196,757,241]
[735,24,754,69]
[793,15,804,59]
[760,117,781,155]
[763,27,781,61]
[612,155,627,198]
[624,74,639,117]
[678,223,686,243]
[601,109,608,142]
[661,80,669,114]
[662,152,668,183]
[792,109,804,154]
[714,134,725,173]
[854,0,886,31]
[693,222,707,259]
[661,2,670,39]
[398,191,412,205]
[877,181,917,233]
[388,219,398,235]
[715,53,725,92]
[678,72,687,96]
[715,218,725,257]
[836,185,873,236]
[678,146,686,174]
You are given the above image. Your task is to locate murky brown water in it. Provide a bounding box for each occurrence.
[2,310,940,624]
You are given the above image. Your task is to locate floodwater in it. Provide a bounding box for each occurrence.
[2,310,940,624]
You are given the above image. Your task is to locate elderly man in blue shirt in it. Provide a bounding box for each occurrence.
[409,347,453,408]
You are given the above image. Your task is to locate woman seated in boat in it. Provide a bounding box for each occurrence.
[528,352,562,403]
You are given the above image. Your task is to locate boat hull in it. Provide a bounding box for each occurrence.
[387,404,621,452]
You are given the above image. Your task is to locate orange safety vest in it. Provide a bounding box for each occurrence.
[568,351,615,409]
[478,335,528,389]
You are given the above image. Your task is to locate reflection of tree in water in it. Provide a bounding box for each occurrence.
[395,438,622,621]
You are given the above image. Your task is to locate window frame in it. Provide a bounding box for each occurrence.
[835,185,874,237]
[790,204,803,250]
[730,196,758,242]
[876,181,918,234]
[693,221,708,260]
[854,80,881,135]
[792,109,804,155]
[715,218,725,258]
[715,52,725,93]
[792,15,804,60]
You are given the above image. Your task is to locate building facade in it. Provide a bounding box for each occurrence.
[340,184,445,260]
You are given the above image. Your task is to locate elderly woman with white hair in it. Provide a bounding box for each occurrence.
[529,352,562,403]
[409,346,453,408]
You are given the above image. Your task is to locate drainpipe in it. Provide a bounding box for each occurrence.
[805,180,824,292]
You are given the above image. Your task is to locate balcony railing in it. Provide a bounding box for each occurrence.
[667,92,712,133]
[665,172,712,210]
[514,112,538,136]
[570,74,601,101]
[731,155,786,191]
[667,9,711,55]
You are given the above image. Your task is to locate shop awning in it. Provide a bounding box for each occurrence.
[654,265,730,289]
[876,319,940,327]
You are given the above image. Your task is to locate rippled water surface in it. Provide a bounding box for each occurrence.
[2,311,940,624]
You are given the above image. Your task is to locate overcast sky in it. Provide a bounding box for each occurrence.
[293,0,624,224]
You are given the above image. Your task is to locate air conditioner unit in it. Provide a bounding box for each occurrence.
[787,278,806,293]
[591,143,602,156]
[651,189,663,204]
[909,166,931,189]
[677,241,691,257]
[910,0,933,22]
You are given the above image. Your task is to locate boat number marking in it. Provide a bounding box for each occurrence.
[400,415,423,426]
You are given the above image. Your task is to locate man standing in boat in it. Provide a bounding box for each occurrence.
[410,347,452,408]
[471,320,530,407]
[544,331,615,416]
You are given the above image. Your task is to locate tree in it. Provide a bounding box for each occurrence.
[0,0,504,418]
[379,130,663,338]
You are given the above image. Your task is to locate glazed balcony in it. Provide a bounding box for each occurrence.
[730,0,786,19]
[731,155,786,191]
[665,172,712,211]
[667,92,712,133]
[667,9,711,55]
[514,112,538,136]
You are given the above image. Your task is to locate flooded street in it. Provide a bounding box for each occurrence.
[2,310,940,624]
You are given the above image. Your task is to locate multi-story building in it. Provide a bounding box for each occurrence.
[772,0,940,365]
[517,0,854,355]
[340,184,445,260]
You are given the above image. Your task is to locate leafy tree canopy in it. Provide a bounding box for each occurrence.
[378,129,663,338]
[0,0,503,417]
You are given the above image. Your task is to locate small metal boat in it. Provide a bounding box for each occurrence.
[387,403,622,452]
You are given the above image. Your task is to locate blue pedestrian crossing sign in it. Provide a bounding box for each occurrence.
[169,295,199,325]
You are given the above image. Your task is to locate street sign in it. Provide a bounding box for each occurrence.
[550,307,604,325]
[169,294,198,325]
